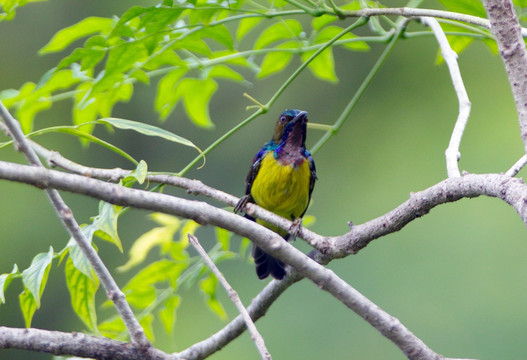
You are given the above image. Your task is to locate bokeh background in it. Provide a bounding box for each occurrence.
[1,0,527,359]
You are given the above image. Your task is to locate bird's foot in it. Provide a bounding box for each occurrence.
[234,195,250,214]
[287,218,303,241]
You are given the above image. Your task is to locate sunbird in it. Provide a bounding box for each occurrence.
[235,109,317,280]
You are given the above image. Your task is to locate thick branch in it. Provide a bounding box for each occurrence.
[483,0,527,153]
[332,174,527,256]
[0,161,523,359]
[0,327,171,360]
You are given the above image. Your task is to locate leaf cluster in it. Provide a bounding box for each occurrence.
[0,0,518,355]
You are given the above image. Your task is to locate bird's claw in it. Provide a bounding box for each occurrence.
[234,195,250,214]
[286,218,303,241]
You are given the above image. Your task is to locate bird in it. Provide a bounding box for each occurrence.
[234,109,317,280]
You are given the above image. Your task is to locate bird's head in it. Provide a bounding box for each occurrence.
[272,109,308,147]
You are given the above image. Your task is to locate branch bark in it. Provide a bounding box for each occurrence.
[421,16,471,178]
[0,327,171,360]
[483,0,527,154]
[1,161,525,359]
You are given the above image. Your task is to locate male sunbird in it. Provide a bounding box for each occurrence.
[234,109,317,280]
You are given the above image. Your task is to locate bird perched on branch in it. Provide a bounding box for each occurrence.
[234,109,317,280]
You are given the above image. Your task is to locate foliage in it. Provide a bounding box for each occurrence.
[0,0,524,354]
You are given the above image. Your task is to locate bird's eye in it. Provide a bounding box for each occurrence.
[280,115,287,124]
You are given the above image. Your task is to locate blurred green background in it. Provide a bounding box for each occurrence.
[1,1,527,359]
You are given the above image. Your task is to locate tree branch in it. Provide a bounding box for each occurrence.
[421,17,471,178]
[331,173,527,256]
[483,0,527,154]
[176,272,302,359]
[0,103,150,347]
[188,234,271,360]
[0,327,171,360]
[334,7,527,36]
[506,154,527,176]
[1,161,524,358]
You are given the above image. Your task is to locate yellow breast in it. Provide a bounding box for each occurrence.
[250,151,311,221]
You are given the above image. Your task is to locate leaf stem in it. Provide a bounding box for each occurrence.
[179,16,369,175]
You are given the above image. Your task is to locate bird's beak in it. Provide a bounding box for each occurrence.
[292,111,308,124]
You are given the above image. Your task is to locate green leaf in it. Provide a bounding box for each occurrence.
[123,160,148,185]
[40,17,114,54]
[92,202,124,252]
[25,125,138,165]
[99,315,125,338]
[154,68,187,120]
[159,295,181,333]
[93,41,148,94]
[199,25,234,50]
[129,69,150,85]
[0,264,19,303]
[67,229,97,281]
[19,289,38,327]
[57,47,106,71]
[169,219,199,261]
[140,314,155,341]
[199,274,227,320]
[302,214,316,227]
[98,117,202,153]
[151,212,181,227]
[110,6,152,37]
[118,225,179,272]
[173,35,212,56]
[73,83,97,136]
[21,246,54,308]
[254,19,302,49]
[515,0,527,7]
[124,260,186,308]
[437,0,486,17]
[236,17,263,41]
[312,14,337,31]
[138,7,184,34]
[36,68,78,92]
[482,38,499,55]
[97,82,134,118]
[144,50,184,71]
[215,228,231,251]
[188,7,219,25]
[258,43,296,78]
[175,78,217,128]
[65,257,99,331]
[314,26,369,51]
[207,65,245,82]
[302,48,338,83]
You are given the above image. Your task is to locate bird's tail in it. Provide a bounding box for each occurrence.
[253,245,286,280]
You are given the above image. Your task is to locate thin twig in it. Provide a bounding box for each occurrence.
[506,154,527,177]
[421,17,471,178]
[0,103,150,348]
[187,234,271,360]
[176,272,301,359]
[310,19,407,155]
